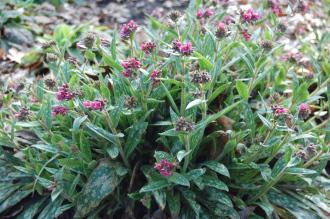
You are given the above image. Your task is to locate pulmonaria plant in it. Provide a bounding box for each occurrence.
[0,1,329,219]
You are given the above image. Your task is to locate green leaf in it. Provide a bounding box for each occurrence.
[102,52,123,72]
[207,84,228,104]
[194,51,213,71]
[75,160,125,217]
[203,161,230,178]
[167,192,181,216]
[107,145,119,159]
[31,144,59,154]
[0,190,32,214]
[236,80,249,100]
[186,99,206,110]
[292,83,309,104]
[185,168,206,181]
[17,197,47,219]
[37,198,62,219]
[202,176,228,191]
[140,180,171,193]
[125,121,148,158]
[72,115,88,132]
[168,172,190,187]
[85,123,122,145]
[257,113,271,129]
[176,150,191,162]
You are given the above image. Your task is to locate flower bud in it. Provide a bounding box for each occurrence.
[169,10,181,22]
[175,117,194,132]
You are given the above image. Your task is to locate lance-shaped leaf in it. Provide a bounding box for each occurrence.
[125,121,148,158]
[75,160,126,218]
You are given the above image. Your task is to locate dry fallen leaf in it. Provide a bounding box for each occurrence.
[7,48,25,64]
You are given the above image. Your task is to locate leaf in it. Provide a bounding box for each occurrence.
[257,113,271,129]
[207,84,228,104]
[72,115,88,132]
[154,151,176,163]
[153,191,166,210]
[194,51,213,71]
[186,99,206,110]
[292,83,309,104]
[85,123,122,145]
[167,192,181,216]
[168,172,190,187]
[185,168,206,181]
[102,52,123,72]
[0,190,32,214]
[16,197,47,219]
[107,145,119,159]
[75,160,125,217]
[140,180,171,193]
[203,161,230,178]
[236,80,249,100]
[124,121,148,158]
[177,150,191,162]
[37,198,62,219]
[202,176,228,191]
[31,144,58,154]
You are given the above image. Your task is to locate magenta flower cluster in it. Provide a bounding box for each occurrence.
[154,159,176,177]
[273,106,289,116]
[56,84,75,101]
[196,8,214,19]
[241,29,251,41]
[172,40,193,56]
[150,70,160,86]
[120,20,138,40]
[140,41,156,54]
[83,100,105,110]
[269,0,282,16]
[52,106,68,117]
[121,57,141,77]
[242,8,261,23]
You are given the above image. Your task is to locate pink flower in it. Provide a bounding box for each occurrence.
[121,58,141,70]
[56,84,75,101]
[179,41,193,56]
[154,159,176,177]
[120,20,138,40]
[172,39,182,52]
[52,106,68,117]
[273,106,289,116]
[150,70,160,86]
[299,103,309,111]
[122,69,132,78]
[224,15,234,24]
[140,41,156,54]
[196,9,204,19]
[269,0,282,16]
[242,8,261,23]
[241,29,251,41]
[83,100,105,110]
[196,8,214,19]
[298,103,310,120]
[216,22,227,38]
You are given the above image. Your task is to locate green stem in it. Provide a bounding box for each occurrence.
[182,134,190,173]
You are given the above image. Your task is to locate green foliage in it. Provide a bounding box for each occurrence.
[0,0,329,218]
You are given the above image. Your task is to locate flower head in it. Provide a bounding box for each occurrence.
[175,117,194,132]
[52,106,68,117]
[196,8,214,19]
[298,103,310,120]
[179,41,193,56]
[216,22,227,38]
[172,39,182,52]
[150,70,160,87]
[241,29,251,41]
[121,57,141,70]
[272,105,289,117]
[56,84,75,101]
[120,20,138,40]
[154,159,176,177]
[140,41,156,54]
[15,107,30,121]
[83,32,96,48]
[261,40,273,50]
[190,70,211,84]
[41,40,56,49]
[45,78,56,89]
[83,100,105,110]
[241,8,261,23]
[124,96,137,109]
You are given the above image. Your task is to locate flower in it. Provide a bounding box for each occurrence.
[52,106,68,117]
[56,84,75,101]
[280,52,303,63]
[140,41,156,54]
[120,20,138,40]
[124,96,137,109]
[241,29,251,41]
[190,70,211,84]
[15,107,30,121]
[169,10,181,22]
[45,78,56,89]
[224,15,234,24]
[82,32,96,48]
[150,70,160,86]
[272,105,289,116]
[298,103,310,120]
[121,58,141,70]
[216,22,227,38]
[172,39,182,52]
[175,117,194,132]
[154,159,176,177]
[261,40,273,50]
[269,0,282,16]
[241,8,261,23]
[41,40,56,49]
[196,8,214,19]
[83,100,105,110]
[179,41,193,56]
